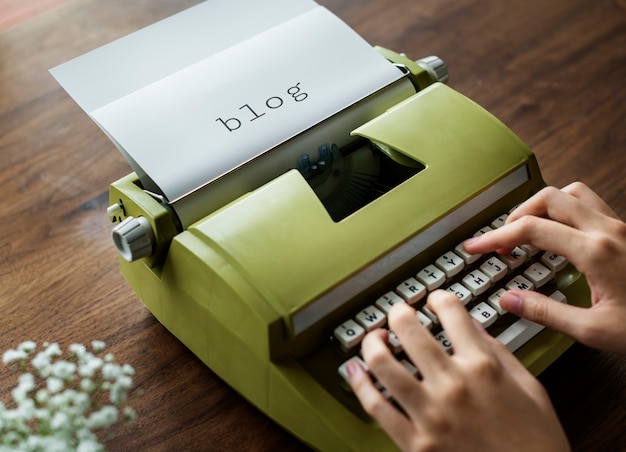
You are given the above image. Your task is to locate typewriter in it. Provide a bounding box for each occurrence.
[51,1,590,450]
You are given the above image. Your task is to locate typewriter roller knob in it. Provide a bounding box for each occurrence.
[111,216,155,262]
[416,56,449,84]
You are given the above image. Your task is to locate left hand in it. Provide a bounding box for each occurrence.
[347,290,570,452]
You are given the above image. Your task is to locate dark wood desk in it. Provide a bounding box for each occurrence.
[1,0,624,450]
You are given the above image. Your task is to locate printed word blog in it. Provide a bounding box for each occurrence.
[216,83,308,132]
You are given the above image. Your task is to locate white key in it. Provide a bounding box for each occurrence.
[435,252,465,278]
[416,310,434,330]
[454,242,481,264]
[375,291,406,314]
[480,257,508,283]
[469,302,498,328]
[521,244,541,256]
[421,306,439,325]
[435,330,453,353]
[374,381,393,400]
[501,246,527,270]
[334,319,365,351]
[541,252,568,272]
[462,270,492,296]
[396,278,427,304]
[416,265,446,290]
[490,214,508,229]
[496,317,544,352]
[486,288,508,315]
[506,275,534,291]
[550,290,567,304]
[355,306,386,331]
[474,226,493,236]
[338,356,368,386]
[400,359,419,377]
[387,330,403,354]
[446,282,473,306]
[523,262,553,288]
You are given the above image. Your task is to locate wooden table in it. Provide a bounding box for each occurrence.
[1,0,624,450]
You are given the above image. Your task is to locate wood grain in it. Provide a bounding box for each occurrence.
[1,0,624,450]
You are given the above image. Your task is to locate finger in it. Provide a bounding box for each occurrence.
[477,329,554,412]
[388,302,450,378]
[426,290,491,356]
[498,290,594,338]
[360,329,427,424]
[347,358,418,448]
[507,186,610,231]
[464,216,588,268]
[561,182,621,220]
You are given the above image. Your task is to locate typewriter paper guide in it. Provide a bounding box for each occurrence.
[50,0,405,204]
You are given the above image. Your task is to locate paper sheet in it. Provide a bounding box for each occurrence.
[51,0,404,203]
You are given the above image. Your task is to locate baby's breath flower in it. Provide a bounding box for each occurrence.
[70,343,87,357]
[44,342,62,358]
[79,356,103,379]
[2,348,28,364]
[123,406,137,423]
[87,405,118,429]
[47,376,64,394]
[80,378,97,393]
[1,341,137,450]
[17,341,37,354]
[91,341,106,353]
[121,363,135,376]
[31,351,52,377]
[51,360,77,381]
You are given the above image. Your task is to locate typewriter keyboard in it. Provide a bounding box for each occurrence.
[333,211,569,391]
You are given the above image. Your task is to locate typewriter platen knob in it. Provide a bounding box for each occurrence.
[111,216,155,262]
[416,56,449,84]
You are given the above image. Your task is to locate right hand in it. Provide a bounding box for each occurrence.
[463,182,626,355]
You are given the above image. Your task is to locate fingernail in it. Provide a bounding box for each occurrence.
[346,361,358,377]
[500,292,523,316]
[464,236,481,246]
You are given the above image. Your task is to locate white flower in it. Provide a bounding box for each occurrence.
[78,356,103,378]
[102,363,122,380]
[50,360,77,381]
[80,378,96,393]
[122,363,135,376]
[46,377,64,394]
[2,348,28,364]
[17,341,37,354]
[1,341,136,450]
[70,343,87,357]
[87,405,118,429]
[123,406,137,423]
[31,351,52,377]
[44,342,62,358]
[49,411,69,431]
[12,373,35,402]
[77,438,104,452]
[91,341,106,353]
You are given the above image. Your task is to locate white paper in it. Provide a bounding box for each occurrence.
[51,0,404,203]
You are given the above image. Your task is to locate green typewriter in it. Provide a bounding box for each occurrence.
[51,1,590,450]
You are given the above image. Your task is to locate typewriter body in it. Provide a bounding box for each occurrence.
[107,79,589,450]
[51,1,590,450]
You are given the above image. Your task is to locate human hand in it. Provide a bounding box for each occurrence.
[464,182,626,355]
[347,291,570,452]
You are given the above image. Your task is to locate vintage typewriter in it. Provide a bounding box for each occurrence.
[51,1,590,450]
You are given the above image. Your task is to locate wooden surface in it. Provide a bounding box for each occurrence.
[1,0,625,450]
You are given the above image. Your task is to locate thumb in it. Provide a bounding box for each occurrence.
[499,290,587,337]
